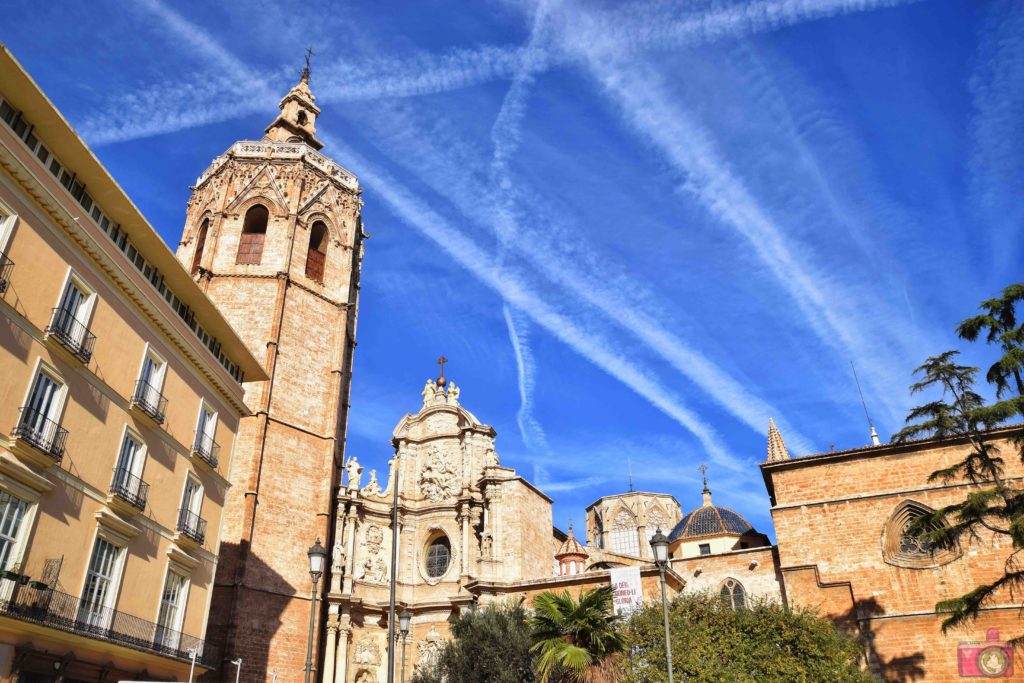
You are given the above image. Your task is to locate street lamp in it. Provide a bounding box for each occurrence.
[650,528,674,683]
[305,538,328,683]
[398,608,412,683]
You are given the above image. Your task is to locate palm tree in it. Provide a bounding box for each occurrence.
[530,586,625,683]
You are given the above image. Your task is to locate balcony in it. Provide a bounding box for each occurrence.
[176,508,207,546]
[108,467,149,512]
[190,433,220,470]
[0,582,216,666]
[45,308,96,364]
[130,379,167,425]
[0,252,12,293]
[12,407,68,464]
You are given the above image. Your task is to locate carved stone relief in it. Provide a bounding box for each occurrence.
[358,524,388,585]
[419,447,459,502]
[416,625,444,672]
[353,634,381,666]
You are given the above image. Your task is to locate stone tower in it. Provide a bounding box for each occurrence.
[175,66,364,681]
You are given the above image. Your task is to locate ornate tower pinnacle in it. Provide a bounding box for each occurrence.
[264,51,323,149]
[767,418,791,462]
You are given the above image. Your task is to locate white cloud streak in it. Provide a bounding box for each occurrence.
[503,304,551,454]
[567,13,920,423]
[80,0,922,146]
[967,0,1024,271]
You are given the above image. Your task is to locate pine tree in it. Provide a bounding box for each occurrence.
[894,282,1024,635]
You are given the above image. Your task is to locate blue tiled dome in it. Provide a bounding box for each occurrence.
[669,503,753,541]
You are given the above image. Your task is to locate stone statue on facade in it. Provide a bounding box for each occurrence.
[422,379,437,407]
[480,532,493,560]
[361,469,383,496]
[345,456,363,492]
[446,380,460,405]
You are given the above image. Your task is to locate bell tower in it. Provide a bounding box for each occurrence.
[175,63,364,681]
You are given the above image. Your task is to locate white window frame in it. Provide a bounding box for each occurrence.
[113,425,148,492]
[137,343,168,392]
[19,358,68,433]
[78,529,128,630]
[0,198,17,253]
[0,488,37,601]
[154,565,190,649]
[194,400,218,454]
[180,474,204,518]
[53,268,97,341]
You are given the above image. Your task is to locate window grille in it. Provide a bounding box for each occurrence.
[425,537,451,578]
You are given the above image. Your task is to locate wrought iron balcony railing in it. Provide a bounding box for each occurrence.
[176,508,207,546]
[109,467,149,512]
[191,432,220,469]
[0,252,13,294]
[45,307,96,363]
[0,581,216,666]
[130,379,168,424]
[13,407,68,463]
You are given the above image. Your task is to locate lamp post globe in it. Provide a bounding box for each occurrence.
[650,528,670,566]
[308,538,328,579]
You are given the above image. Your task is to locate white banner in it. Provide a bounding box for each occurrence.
[610,566,643,616]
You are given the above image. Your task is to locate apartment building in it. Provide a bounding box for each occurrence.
[0,46,267,681]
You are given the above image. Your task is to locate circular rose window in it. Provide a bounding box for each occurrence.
[425,536,451,578]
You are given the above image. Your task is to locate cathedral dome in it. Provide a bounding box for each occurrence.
[668,476,754,541]
[669,504,753,541]
[555,526,587,559]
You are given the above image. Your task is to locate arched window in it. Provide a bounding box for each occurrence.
[297,111,308,126]
[236,205,269,264]
[425,536,451,578]
[305,221,328,282]
[882,500,959,568]
[190,218,209,275]
[720,579,745,611]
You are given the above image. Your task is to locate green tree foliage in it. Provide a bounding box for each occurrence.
[893,282,1024,634]
[410,602,537,683]
[956,283,1024,403]
[530,586,625,683]
[621,593,872,683]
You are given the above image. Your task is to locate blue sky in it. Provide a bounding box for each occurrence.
[4,0,1022,541]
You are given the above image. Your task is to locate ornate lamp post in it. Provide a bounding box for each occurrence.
[650,529,675,683]
[398,608,412,683]
[305,538,328,683]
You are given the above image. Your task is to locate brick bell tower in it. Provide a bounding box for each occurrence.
[175,60,364,681]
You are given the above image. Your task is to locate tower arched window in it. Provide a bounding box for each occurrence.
[609,510,640,556]
[305,221,328,282]
[190,218,209,275]
[297,111,308,126]
[236,205,269,265]
[720,579,745,611]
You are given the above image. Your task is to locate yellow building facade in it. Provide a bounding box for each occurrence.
[0,47,266,681]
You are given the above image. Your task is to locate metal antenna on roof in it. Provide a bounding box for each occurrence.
[851,361,881,446]
[627,455,634,492]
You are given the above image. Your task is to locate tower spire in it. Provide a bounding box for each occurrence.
[699,463,712,506]
[302,46,314,83]
[766,418,791,462]
[264,53,324,150]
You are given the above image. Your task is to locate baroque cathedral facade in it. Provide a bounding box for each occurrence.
[172,69,1024,683]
